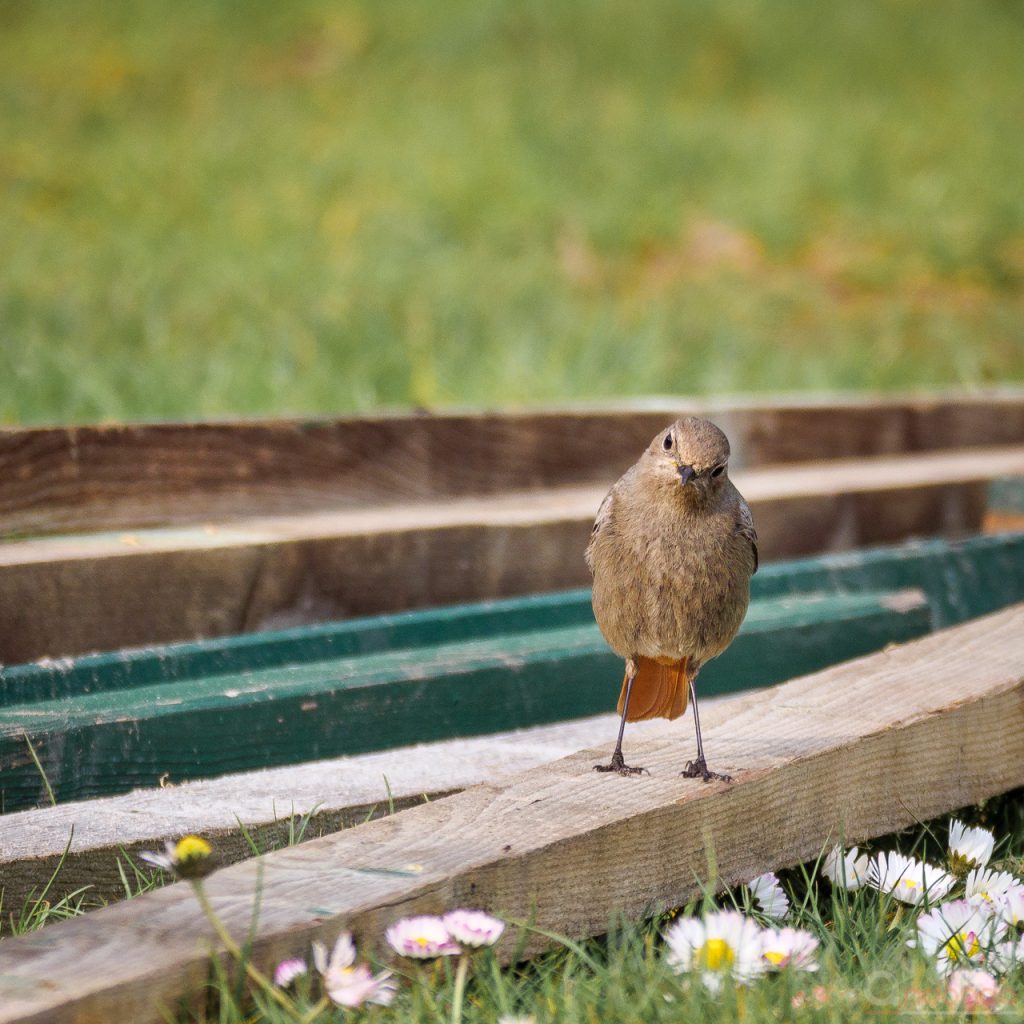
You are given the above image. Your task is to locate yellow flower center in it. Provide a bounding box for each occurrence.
[763,950,787,967]
[944,931,980,962]
[697,938,735,971]
[414,936,430,948]
[948,853,973,878]
[174,835,212,863]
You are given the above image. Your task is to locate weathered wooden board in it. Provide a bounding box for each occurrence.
[4,391,1024,538]
[0,708,684,909]
[5,533,1020,905]
[1,604,1022,1024]
[0,590,930,811]
[3,445,1022,661]
[7,531,1022,702]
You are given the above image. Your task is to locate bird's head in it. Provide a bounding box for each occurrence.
[646,416,731,502]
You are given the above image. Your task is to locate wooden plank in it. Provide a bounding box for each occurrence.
[3,445,1022,662]
[1,604,1021,1024]
[0,708,691,909]
[0,590,931,811]
[7,532,1022,702]
[4,391,1024,538]
[4,535,1015,907]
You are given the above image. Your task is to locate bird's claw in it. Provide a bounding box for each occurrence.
[594,751,647,776]
[681,755,733,783]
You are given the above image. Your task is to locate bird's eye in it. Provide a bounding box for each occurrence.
[662,433,673,451]
[710,464,725,478]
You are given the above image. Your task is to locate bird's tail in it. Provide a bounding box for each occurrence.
[617,656,690,722]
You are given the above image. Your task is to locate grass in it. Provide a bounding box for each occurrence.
[2,0,1023,425]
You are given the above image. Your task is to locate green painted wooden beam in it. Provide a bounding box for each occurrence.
[989,477,1024,515]
[3,532,1022,706]
[0,590,930,812]
[2,533,1021,813]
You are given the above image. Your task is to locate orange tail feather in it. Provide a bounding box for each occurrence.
[616,656,690,722]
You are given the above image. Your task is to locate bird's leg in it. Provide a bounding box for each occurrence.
[595,657,646,776]
[681,677,733,783]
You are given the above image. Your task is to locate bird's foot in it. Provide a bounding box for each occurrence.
[681,755,733,783]
[594,750,647,776]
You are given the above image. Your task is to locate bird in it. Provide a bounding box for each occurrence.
[585,416,758,781]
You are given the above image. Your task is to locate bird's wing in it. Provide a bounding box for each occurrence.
[584,486,616,574]
[735,497,759,574]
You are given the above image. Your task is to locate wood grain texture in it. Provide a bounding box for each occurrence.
[4,532,1021,903]
[8,531,1023,701]
[0,709,697,909]
[1,445,1021,662]
[1,604,1022,1024]
[0,591,931,811]
[3,392,1024,538]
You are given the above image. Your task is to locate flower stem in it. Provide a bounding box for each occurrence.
[189,880,296,1014]
[298,996,332,1023]
[451,954,470,1024]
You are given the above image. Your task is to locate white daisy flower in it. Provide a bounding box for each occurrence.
[822,845,870,890]
[747,872,789,920]
[947,968,1000,1012]
[868,851,955,905]
[911,899,1006,975]
[138,835,214,880]
[442,909,505,948]
[663,910,766,992]
[385,915,461,958]
[948,820,995,875]
[964,866,1023,907]
[989,935,1024,976]
[760,927,819,972]
[997,886,1024,929]
[313,931,396,1008]
[273,957,308,988]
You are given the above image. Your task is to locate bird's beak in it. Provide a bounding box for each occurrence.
[677,464,695,486]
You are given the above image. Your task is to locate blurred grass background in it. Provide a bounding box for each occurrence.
[1,0,1023,424]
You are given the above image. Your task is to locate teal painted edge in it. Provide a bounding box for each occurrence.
[0,591,930,811]
[989,477,1024,514]
[2,531,1023,706]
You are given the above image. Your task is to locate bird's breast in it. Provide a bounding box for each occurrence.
[590,505,752,661]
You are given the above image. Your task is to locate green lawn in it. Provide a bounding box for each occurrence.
[2,0,1023,424]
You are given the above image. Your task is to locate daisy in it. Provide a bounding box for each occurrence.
[139,835,214,880]
[747,872,789,920]
[442,909,505,948]
[385,915,462,959]
[990,934,1024,975]
[663,910,765,992]
[273,958,308,988]
[965,866,1023,907]
[948,820,995,876]
[313,932,396,1008]
[760,927,819,971]
[997,886,1024,929]
[912,899,1006,975]
[947,969,1000,1012]
[822,844,870,890]
[868,851,955,905]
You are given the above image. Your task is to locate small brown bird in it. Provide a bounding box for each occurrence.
[585,416,758,780]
